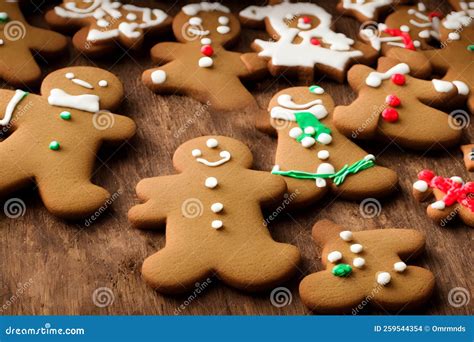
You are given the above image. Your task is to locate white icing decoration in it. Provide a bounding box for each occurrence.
[189,17,202,26]
[297,17,311,30]
[217,26,230,34]
[342,0,392,19]
[317,133,332,145]
[377,272,391,286]
[198,56,213,68]
[206,138,218,148]
[272,165,280,172]
[65,72,75,79]
[413,180,428,192]
[316,178,327,188]
[289,127,303,138]
[196,151,231,167]
[301,136,316,148]
[182,2,230,16]
[72,78,94,89]
[211,220,223,229]
[1,90,27,126]
[400,25,410,32]
[127,13,137,21]
[205,177,218,189]
[453,81,470,95]
[448,32,460,40]
[316,162,335,187]
[339,230,353,241]
[353,257,365,268]
[48,89,99,113]
[350,244,363,254]
[364,154,375,162]
[304,127,315,135]
[270,94,328,121]
[317,150,330,160]
[211,203,223,213]
[240,2,363,70]
[97,19,109,27]
[188,27,210,36]
[431,200,446,210]
[0,39,4,46]
[201,38,212,45]
[443,10,473,31]
[151,70,167,84]
[327,251,342,263]
[218,16,229,25]
[451,176,464,184]
[192,149,202,157]
[432,79,454,93]
[366,63,410,88]
[394,261,407,272]
[98,80,108,87]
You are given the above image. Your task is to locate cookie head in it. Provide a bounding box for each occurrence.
[173,136,253,172]
[173,3,240,45]
[40,66,124,111]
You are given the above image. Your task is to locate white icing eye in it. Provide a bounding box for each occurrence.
[400,25,410,32]
[192,149,202,157]
[339,230,352,241]
[201,38,212,45]
[218,16,229,25]
[127,13,137,21]
[65,72,75,79]
[206,138,218,148]
[327,251,342,263]
[219,151,230,159]
[350,244,363,254]
[217,26,230,34]
[353,257,365,268]
[98,80,108,87]
[189,17,202,26]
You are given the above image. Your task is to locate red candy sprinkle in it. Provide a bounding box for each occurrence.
[418,169,435,182]
[310,38,321,46]
[302,16,311,24]
[385,94,401,107]
[382,108,399,122]
[201,45,213,57]
[428,11,442,21]
[391,73,406,86]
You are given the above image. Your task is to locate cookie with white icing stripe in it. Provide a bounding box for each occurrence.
[337,0,413,23]
[239,0,378,83]
[0,1,67,86]
[45,0,172,57]
[128,136,301,294]
[0,67,136,219]
[412,169,474,227]
[333,58,463,150]
[299,220,435,313]
[263,86,397,206]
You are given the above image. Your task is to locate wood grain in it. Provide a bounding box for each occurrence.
[0,0,472,316]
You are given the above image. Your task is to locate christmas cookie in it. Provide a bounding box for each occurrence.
[0,1,67,86]
[337,0,412,23]
[239,0,378,83]
[461,144,474,171]
[128,136,301,294]
[142,2,268,112]
[333,58,464,150]
[360,2,442,78]
[299,220,435,313]
[263,86,397,206]
[412,170,474,227]
[0,67,136,219]
[45,0,172,57]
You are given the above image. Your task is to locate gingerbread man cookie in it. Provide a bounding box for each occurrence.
[239,0,378,83]
[299,220,435,313]
[128,136,301,294]
[45,0,172,57]
[263,86,397,206]
[461,144,474,171]
[0,1,67,86]
[142,2,267,112]
[360,2,442,78]
[412,170,474,227]
[0,67,136,219]
[337,0,412,23]
[333,58,464,150]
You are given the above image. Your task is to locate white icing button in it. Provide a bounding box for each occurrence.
[304,126,315,135]
[205,177,218,189]
[364,154,376,161]
[217,25,230,34]
[97,19,110,27]
[0,39,4,46]
[327,251,342,263]
[98,80,108,87]
[198,56,213,68]
[339,230,353,241]
[191,149,202,157]
[350,244,363,254]
[450,176,463,184]
[218,16,229,25]
[317,150,330,160]
[127,13,137,21]
[272,165,280,172]
[65,72,75,79]
[289,127,303,139]
[211,220,223,229]
[201,38,212,45]
[400,25,410,32]
[431,200,446,210]
[151,70,167,84]
[206,138,218,148]
[189,17,202,26]
[394,261,407,272]
[453,81,469,95]
[315,178,327,188]
[413,180,428,192]
[376,272,391,286]
[317,163,335,175]
[353,257,365,268]
[301,136,316,148]
[317,133,332,145]
[211,202,224,213]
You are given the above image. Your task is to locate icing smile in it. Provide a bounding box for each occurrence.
[196,151,231,167]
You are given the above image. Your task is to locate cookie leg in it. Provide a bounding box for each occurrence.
[142,248,212,294]
[216,241,300,292]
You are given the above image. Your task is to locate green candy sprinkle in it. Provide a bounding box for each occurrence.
[60,111,71,120]
[332,264,352,277]
[0,12,9,23]
[309,85,324,95]
[49,141,60,151]
[468,45,474,52]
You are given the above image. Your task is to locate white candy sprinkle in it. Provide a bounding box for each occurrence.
[394,261,407,272]
[189,17,202,26]
[289,127,303,139]
[450,176,463,184]
[198,56,213,68]
[413,180,428,192]
[339,231,353,241]
[327,251,342,263]
[192,149,202,157]
[350,244,363,254]
[376,272,391,286]
[65,72,75,79]
[211,220,223,229]
[317,133,332,145]
[98,80,108,87]
[217,25,230,34]
[316,178,327,188]
[353,257,365,268]
[301,136,316,148]
[218,16,229,25]
[206,138,218,148]
[205,177,218,189]
[211,203,224,213]
[151,70,167,84]
[317,150,330,160]
[431,200,446,210]
[304,126,315,135]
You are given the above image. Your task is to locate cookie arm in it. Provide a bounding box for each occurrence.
[411,77,460,104]
[150,42,184,64]
[249,170,287,207]
[347,64,374,92]
[28,27,68,56]
[240,52,268,80]
[97,113,136,143]
[311,220,344,246]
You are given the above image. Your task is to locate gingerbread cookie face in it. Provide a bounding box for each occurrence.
[0,1,67,86]
[142,2,268,112]
[299,220,435,313]
[333,58,464,150]
[337,0,412,23]
[412,170,474,227]
[461,144,474,172]
[45,0,172,56]
[239,0,378,83]
[264,86,397,206]
[0,67,136,219]
[128,136,301,294]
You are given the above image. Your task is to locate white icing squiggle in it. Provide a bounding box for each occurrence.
[342,0,392,19]
[196,151,231,167]
[1,90,27,126]
[48,89,100,113]
[72,78,94,89]
[365,63,410,87]
[182,2,230,16]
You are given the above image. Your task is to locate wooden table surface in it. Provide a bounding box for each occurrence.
[0,0,472,316]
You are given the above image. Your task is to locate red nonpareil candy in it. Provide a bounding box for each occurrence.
[386,94,401,107]
[418,169,435,182]
[428,11,442,21]
[302,16,311,24]
[201,45,213,57]
[391,73,406,86]
[310,38,321,46]
[381,108,399,122]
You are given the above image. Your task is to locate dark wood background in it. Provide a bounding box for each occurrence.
[0,0,472,316]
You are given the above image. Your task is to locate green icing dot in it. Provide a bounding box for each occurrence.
[332,263,352,277]
[468,45,474,52]
[60,111,71,120]
[49,141,60,151]
[309,85,324,95]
